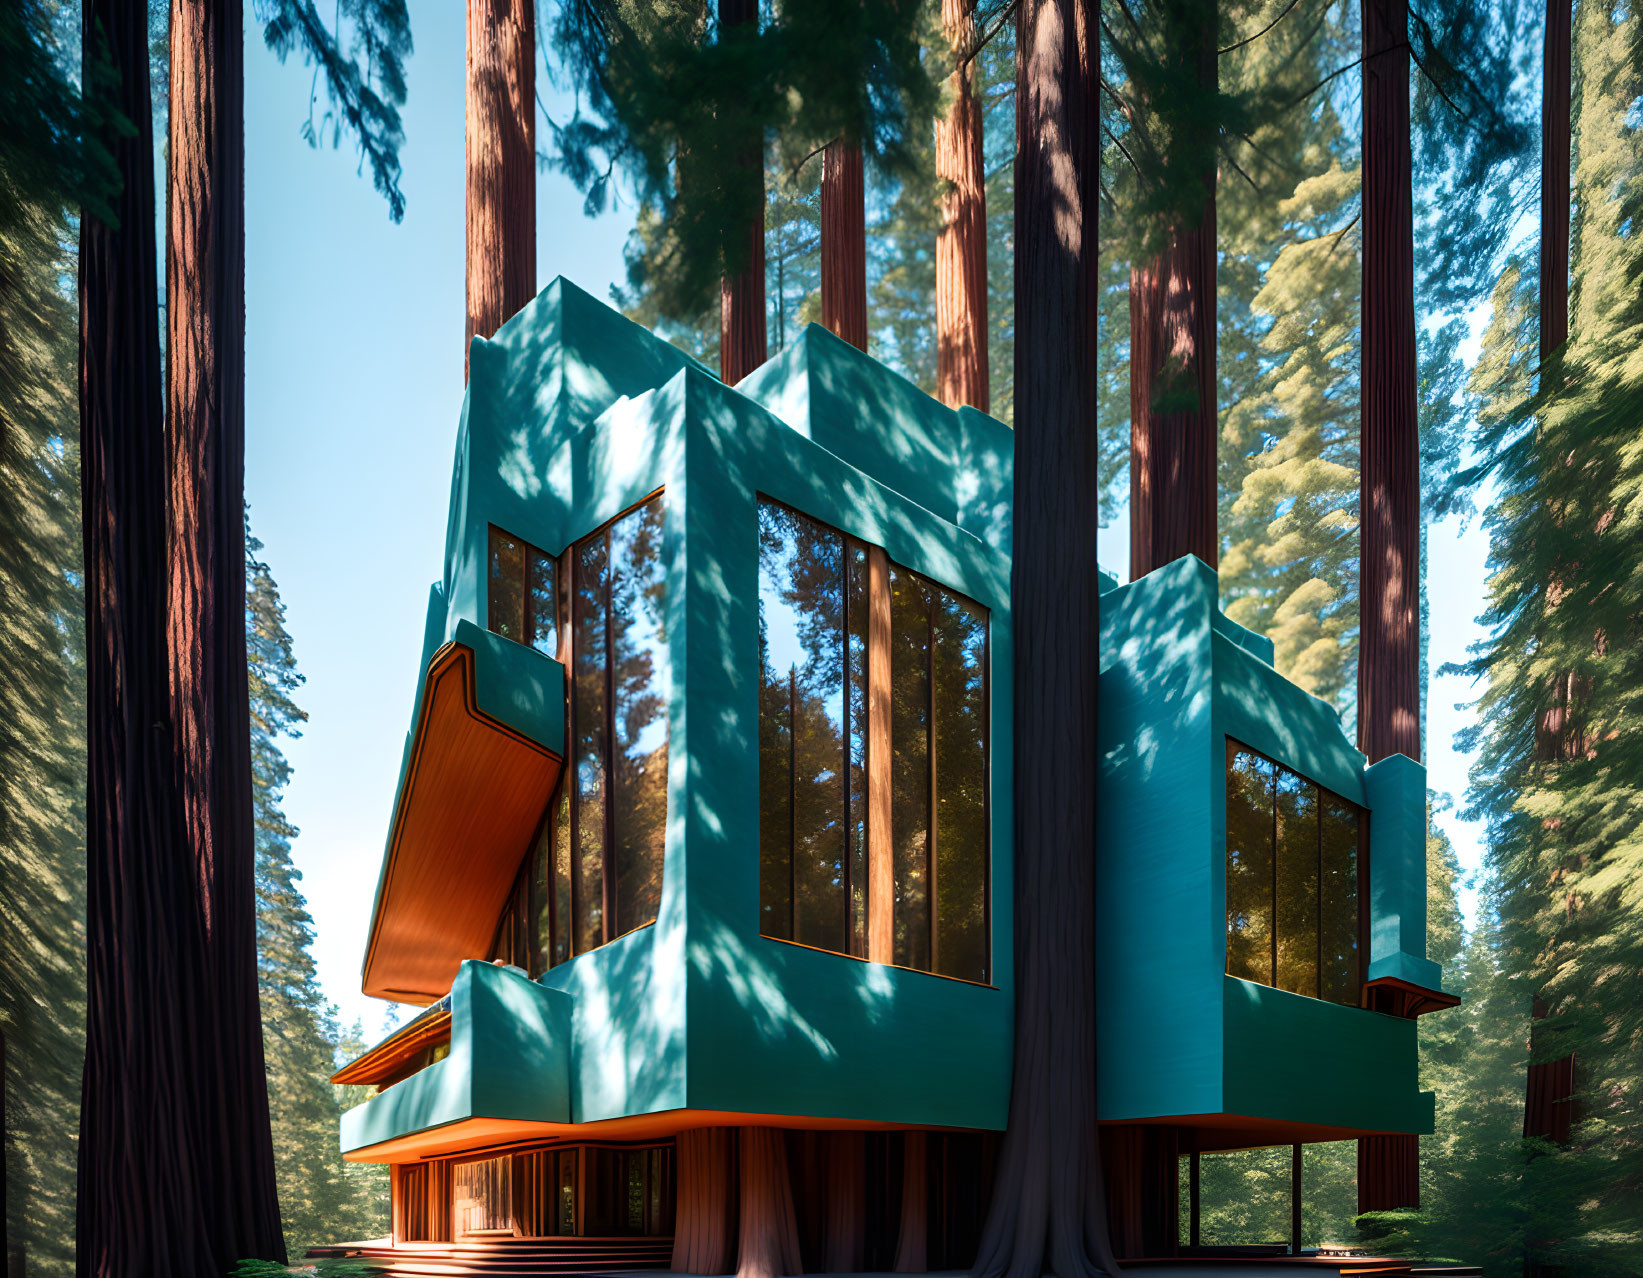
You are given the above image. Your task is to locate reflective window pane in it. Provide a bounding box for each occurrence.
[890,566,932,972]
[846,544,869,959]
[758,502,849,951]
[933,592,988,983]
[529,548,557,655]
[1224,743,1360,1007]
[573,533,609,952]
[1319,795,1360,1005]
[1225,748,1275,986]
[488,527,525,641]
[610,497,668,937]
[1275,769,1320,999]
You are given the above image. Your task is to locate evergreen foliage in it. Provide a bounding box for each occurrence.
[1424,0,1643,1267]
[246,525,389,1253]
[0,7,85,1275]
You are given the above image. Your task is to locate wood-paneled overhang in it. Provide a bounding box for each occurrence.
[1362,975,1461,1020]
[362,641,564,1003]
[332,1001,453,1087]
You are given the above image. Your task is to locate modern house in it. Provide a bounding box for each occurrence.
[329,279,1454,1267]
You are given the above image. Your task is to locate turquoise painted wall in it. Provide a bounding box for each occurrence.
[346,280,1014,1153]
[1098,555,1441,1137]
[348,279,1445,1157]
[344,960,573,1152]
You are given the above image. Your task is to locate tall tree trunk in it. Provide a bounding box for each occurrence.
[673,1127,738,1274]
[1356,0,1421,769]
[466,0,537,377]
[165,0,287,1263]
[1524,0,1579,1150]
[1539,0,1571,367]
[719,0,768,384]
[936,0,989,412]
[1355,0,1421,1211]
[821,139,868,351]
[78,3,218,1272]
[1127,14,1217,581]
[823,1132,867,1273]
[738,1127,802,1278]
[971,2,1115,1276]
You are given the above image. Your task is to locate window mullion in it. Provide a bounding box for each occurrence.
[927,589,938,975]
[603,529,616,945]
[867,544,894,965]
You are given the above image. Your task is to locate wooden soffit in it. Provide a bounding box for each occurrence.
[362,642,563,1004]
[331,1005,453,1086]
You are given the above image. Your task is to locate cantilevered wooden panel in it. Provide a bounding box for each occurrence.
[331,1007,452,1086]
[363,643,563,1003]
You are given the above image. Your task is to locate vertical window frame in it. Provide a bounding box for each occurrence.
[1223,737,1366,1007]
[755,496,992,986]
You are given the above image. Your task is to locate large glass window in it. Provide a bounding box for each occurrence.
[757,502,868,955]
[758,499,990,983]
[1225,742,1361,1006]
[500,494,668,976]
[487,525,557,655]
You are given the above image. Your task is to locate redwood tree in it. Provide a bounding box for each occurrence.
[1126,3,1217,581]
[165,0,287,1261]
[821,138,869,351]
[467,0,537,374]
[935,0,988,412]
[718,0,769,384]
[78,1,224,1270]
[1356,0,1421,1212]
[971,0,1115,1274]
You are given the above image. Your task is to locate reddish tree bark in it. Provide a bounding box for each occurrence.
[935,0,989,412]
[971,1,1116,1276]
[1355,0,1422,1211]
[892,1131,928,1273]
[821,139,868,351]
[466,0,537,377]
[719,0,768,385]
[77,3,221,1272]
[673,1127,738,1274]
[1356,0,1422,770]
[738,1127,802,1278]
[1539,0,1571,366]
[1127,18,1217,582]
[164,0,287,1263]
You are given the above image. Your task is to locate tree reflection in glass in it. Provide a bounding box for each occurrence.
[757,501,855,953]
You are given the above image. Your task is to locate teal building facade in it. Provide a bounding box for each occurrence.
[331,279,1452,1260]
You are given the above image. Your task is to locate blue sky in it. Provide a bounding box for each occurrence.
[244,10,1493,1039]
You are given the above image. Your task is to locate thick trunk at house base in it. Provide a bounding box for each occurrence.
[821,140,868,352]
[1355,0,1421,1212]
[893,1132,928,1273]
[466,0,537,377]
[737,1127,801,1278]
[971,2,1116,1276]
[1356,1134,1419,1213]
[1100,1126,1179,1260]
[1356,0,1421,772]
[166,0,287,1263]
[1127,209,1217,580]
[673,1128,738,1274]
[935,0,989,412]
[825,1132,868,1272]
